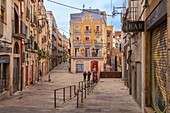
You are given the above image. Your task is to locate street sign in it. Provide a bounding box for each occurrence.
[127,21,144,32]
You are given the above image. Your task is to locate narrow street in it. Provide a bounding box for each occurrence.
[0,62,141,113]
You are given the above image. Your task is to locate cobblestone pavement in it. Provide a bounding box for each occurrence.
[0,62,142,113]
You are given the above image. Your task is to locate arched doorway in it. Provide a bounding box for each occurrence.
[13,42,20,93]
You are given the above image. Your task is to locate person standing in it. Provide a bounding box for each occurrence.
[83,71,87,81]
[87,71,91,81]
[39,70,42,81]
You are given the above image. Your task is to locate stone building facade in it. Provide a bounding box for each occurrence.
[70,9,107,74]
[122,0,170,112]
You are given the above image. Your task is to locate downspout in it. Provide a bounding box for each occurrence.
[20,1,23,91]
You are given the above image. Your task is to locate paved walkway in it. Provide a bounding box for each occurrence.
[0,62,142,113]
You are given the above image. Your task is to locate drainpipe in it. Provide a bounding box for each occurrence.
[20,1,23,91]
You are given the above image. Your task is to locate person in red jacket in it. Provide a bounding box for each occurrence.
[92,66,97,83]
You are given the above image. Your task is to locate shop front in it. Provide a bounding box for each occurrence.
[145,0,168,112]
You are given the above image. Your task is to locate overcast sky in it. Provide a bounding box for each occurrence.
[44,0,125,38]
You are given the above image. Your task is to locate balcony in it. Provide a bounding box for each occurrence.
[31,14,37,27]
[84,29,91,34]
[0,16,3,38]
[31,0,36,3]
[26,7,30,20]
[94,41,103,46]
[25,39,31,50]
[12,20,26,39]
[94,29,102,35]
[74,29,81,35]
[83,40,93,45]
[73,40,82,46]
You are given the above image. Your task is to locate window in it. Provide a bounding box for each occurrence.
[96,26,99,31]
[85,37,89,40]
[96,36,100,42]
[75,26,79,31]
[26,26,28,41]
[14,42,19,54]
[85,48,89,57]
[85,26,89,30]
[75,48,79,56]
[75,36,79,40]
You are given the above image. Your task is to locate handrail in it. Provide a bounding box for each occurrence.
[76,80,97,108]
[54,85,76,108]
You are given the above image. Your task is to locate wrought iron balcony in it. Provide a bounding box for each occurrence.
[25,39,31,50]
[84,29,91,34]
[31,14,37,27]
[0,16,3,38]
[83,40,93,45]
[94,41,103,46]
[73,40,83,45]
[94,29,102,34]
[74,29,81,35]
[12,20,26,39]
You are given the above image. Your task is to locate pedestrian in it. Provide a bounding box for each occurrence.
[39,70,42,81]
[92,70,97,83]
[87,71,91,81]
[83,71,87,81]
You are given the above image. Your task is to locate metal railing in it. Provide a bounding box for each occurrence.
[53,80,98,108]
[12,20,26,36]
[76,80,96,108]
[54,85,76,107]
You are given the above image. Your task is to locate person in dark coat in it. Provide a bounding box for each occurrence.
[87,71,91,81]
[83,71,87,81]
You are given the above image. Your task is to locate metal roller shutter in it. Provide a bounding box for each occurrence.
[151,22,167,113]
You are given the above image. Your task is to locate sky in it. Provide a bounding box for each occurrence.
[44,0,126,38]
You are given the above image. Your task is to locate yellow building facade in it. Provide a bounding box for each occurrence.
[70,9,107,74]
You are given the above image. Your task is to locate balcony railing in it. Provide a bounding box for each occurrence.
[94,29,102,34]
[25,39,31,50]
[83,40,93,45]
[26,7,30,20]
[74,29,81,34]
[84,29,91,34]
[0,16,3,38]
[94,41,103,46]
[73,40,82,45]
[12,20,26,38]
[74,52,103,57]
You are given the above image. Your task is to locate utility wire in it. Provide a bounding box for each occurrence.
[47,0,113,17]
[58,27,69,34]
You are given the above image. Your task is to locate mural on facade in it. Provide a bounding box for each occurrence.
[151,23,167,113]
